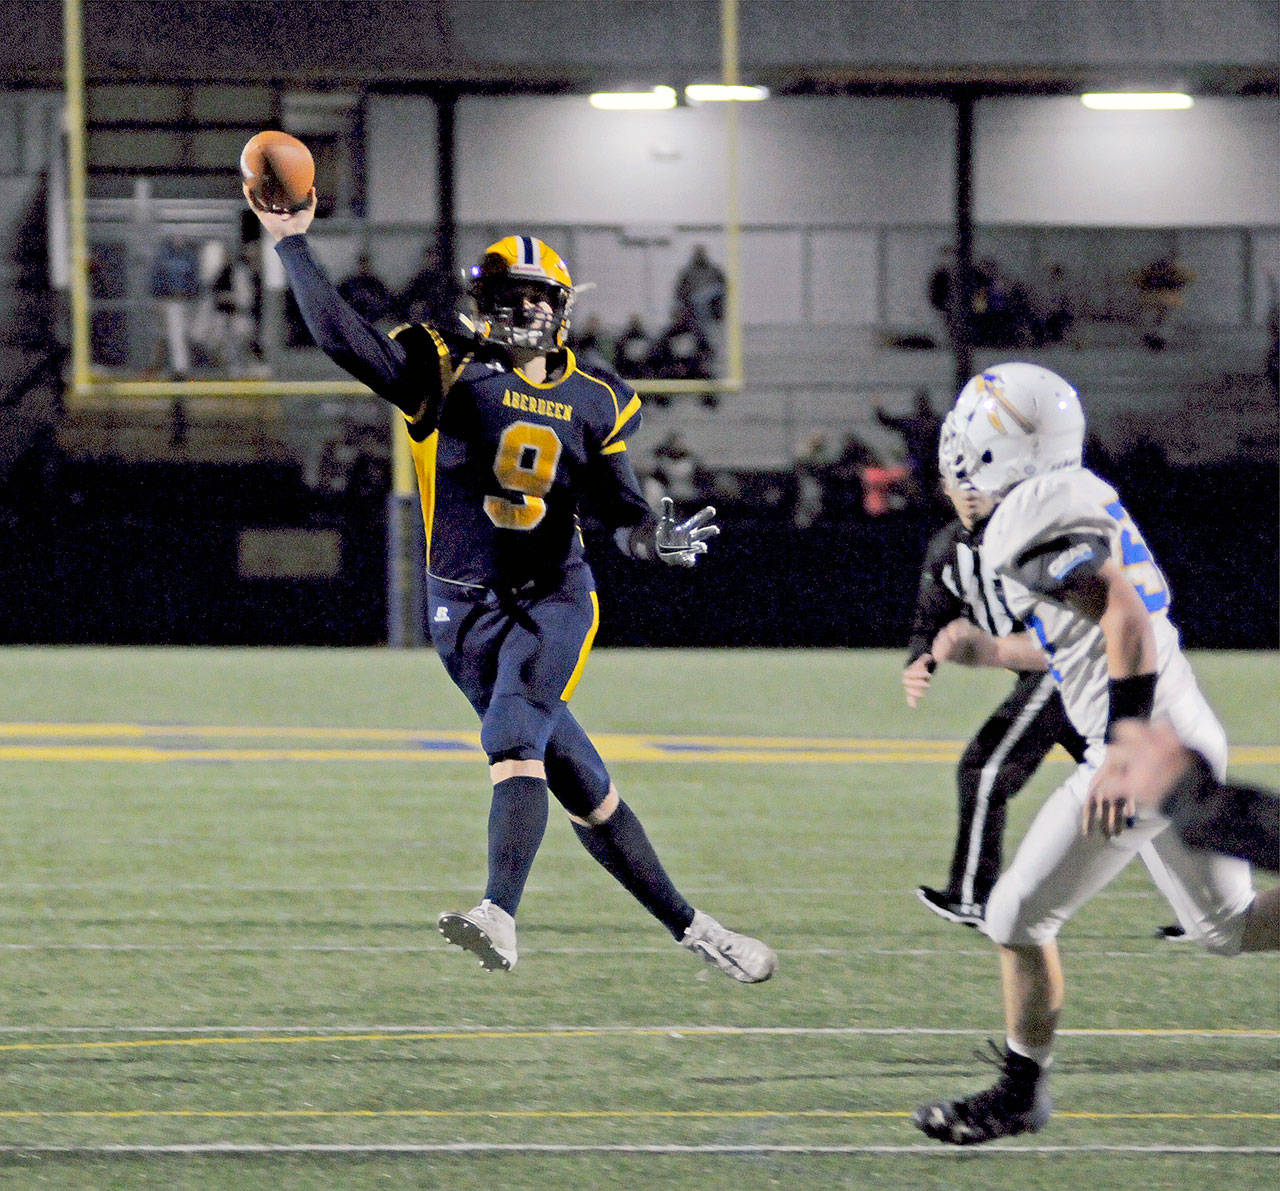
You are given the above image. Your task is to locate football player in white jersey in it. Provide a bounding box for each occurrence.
[913,362,1279,1147]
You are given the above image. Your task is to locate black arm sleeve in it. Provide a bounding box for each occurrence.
[1160,753,1280,873]
[274,235,419,414]
[906,524,965,664]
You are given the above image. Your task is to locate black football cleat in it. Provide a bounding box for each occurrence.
[916,885,985,929]
[913,1044,1052,1146]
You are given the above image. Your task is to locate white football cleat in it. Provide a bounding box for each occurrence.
[681,909,777,983]
[437,899,518,971]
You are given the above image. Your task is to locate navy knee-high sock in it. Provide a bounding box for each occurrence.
[484,775,549,917]
[571,800,694,939]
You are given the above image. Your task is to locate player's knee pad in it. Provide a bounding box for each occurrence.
[543,714,611,820]
[545,751,610,819]
[480,694,554,764]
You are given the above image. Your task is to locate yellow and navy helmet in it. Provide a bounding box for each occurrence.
[467,235,574,350]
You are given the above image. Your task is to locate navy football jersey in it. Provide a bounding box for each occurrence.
[392,324,648,590]
[272,234,654,594]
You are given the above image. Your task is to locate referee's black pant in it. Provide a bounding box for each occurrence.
[946,671,1087,908]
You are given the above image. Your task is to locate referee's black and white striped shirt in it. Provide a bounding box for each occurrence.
[906,518,1022,667]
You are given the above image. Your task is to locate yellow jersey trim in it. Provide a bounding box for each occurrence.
[560,590,600,702]
[600,440,628,455]
[515,348,579,390]
[602,394,642,447]
[405,428,439,561]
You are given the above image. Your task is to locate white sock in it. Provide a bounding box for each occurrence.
[1007,1038,1054,1071]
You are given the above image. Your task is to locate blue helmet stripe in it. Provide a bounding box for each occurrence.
[519,236,536,267]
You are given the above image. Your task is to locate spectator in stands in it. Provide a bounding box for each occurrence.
[928,244,961,348]
[929,246,953,318]
[647,307,715,382]
[875,388,943,501]
[859,457,913,516]
[1132,255,1194,351]
[568,313,612,374]
[643,430,706,508]
[792,431,833,529]
[674,244,726,328]
[823,431,879,518]
[613,314,653,379]
[337,251,397,326]
[672,244,726,393]
[971,258,1034,349]
[210,243,268,375]
[399,241,461,328]
[148,236,200,379]
[1036,263,1076,346]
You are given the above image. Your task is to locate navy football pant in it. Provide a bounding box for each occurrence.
[427,570,610,816]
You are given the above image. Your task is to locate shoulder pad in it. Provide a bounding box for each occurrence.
[1008,531,1111,597]
[390,321,472,359]
[575,356,635,397]
[983,470,1117,575]
[389,321,476,398]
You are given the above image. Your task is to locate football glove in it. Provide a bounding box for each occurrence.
[655,497,719,567]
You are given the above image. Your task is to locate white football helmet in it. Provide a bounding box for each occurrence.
[945,362,1084,496]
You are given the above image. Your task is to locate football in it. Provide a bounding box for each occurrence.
[239,130,315,213]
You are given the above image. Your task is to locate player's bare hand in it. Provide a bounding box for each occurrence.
[655,498,719,567]
[902,654,936,707]
[1085,719,1195,837]
[931,619,999,667]
[243,184,317,242]
[1083,756,1135,838]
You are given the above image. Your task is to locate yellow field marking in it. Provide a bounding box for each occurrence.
[0,747,480,763]
[0,723,1276,765]
[1,1025,1274,1054]
[0,1108,1274,1122]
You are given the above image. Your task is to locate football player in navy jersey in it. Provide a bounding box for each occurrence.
[246,187,775,983]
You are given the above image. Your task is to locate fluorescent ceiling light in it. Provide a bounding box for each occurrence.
[1081,92,1194,110]
[685,84,770,102]
[589,86,676,110]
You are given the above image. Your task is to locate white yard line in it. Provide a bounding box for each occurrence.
[0,1024,1273,1039]
[0,1143,1276,1156]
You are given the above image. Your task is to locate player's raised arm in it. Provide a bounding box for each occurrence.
[241,183,425,415]
[244,183,317,241]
